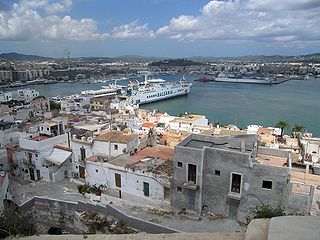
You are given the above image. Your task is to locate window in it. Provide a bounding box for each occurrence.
[231,173,242,194]
[215,170,220,176]
[177,161,183,168]
[115,173,121,188]
[80,147,86,161]
[262,180,273,190]
[27,152,32,163]
[96,169,98,173]
[188,164,197,184]
[177,187,182,192]
[114,144,118,151]
[143,182,149,197]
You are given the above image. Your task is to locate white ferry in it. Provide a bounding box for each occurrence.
[127,76,191,105]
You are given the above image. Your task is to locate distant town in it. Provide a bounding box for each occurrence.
[0,52,320,87]
[0,52,320,237]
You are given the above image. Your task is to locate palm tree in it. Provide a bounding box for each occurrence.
[291,124,305,138]
[275,120,289,138]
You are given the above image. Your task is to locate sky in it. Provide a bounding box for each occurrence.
[0,0,320,58]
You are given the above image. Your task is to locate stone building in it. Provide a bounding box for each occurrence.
[170,134,313,222]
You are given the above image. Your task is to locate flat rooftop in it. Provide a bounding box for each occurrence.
[30,135,50,141]
[256,154,288,167]
[181,134,257,152]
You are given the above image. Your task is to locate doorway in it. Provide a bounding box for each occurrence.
[228,199,239,219]
[188,190,196,210]
[36,169,41,180]
[29,168,35,181]
[79,166,85,178]
[164,187,170,200]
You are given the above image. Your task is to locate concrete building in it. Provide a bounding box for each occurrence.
[0,70,13,83]
[170,134,314,222]
[31,97,50,116]
[0,171,10,213]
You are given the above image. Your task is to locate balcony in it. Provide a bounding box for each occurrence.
[182,181,199,191]
[227,192,241,200]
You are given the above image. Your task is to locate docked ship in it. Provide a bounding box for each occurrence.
[194,77,215,82]
[127,76,191,105]
[214,77,273,84]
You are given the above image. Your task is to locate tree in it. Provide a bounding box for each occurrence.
[291,124,305,138]
[49,100,61,111]
[275,120,289,137]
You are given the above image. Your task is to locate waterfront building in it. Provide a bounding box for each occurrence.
[0,70,13,83]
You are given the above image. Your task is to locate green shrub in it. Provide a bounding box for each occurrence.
[246,204,285,223]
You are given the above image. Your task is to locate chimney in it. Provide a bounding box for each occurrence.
[240,141,245,152]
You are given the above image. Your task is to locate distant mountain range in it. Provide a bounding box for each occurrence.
[0,52,55,61]
[0,52,319,63]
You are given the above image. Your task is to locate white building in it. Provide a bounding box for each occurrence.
[247,125,263,135]
[86,146,173,201]
[16,89,39,103]
[170,114,208,132]
[8,119,71,182]
[0,91,13,102]
[93,131,140,157]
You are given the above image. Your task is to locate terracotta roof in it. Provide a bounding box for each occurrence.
[31,135,50,141]
[95,131,138,144]
[54,144,72,152]
[258,128,274,134]
[131,146,174,161]
[142,122,155,128]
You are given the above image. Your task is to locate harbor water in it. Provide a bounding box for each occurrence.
[19,74,320,136]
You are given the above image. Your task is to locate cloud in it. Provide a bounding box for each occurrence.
[0,0,108,41]
[112,20,155,39]
[156,0,320,46]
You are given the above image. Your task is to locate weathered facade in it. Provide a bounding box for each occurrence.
[170,134,298,222]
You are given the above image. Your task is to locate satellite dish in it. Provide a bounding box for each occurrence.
[312,155,318,163]
[298,155,303,161]
[0,171,5,177]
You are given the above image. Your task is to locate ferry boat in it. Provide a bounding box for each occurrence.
[127,76,191,105]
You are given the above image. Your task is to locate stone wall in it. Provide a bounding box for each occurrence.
[20,197,179,234]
